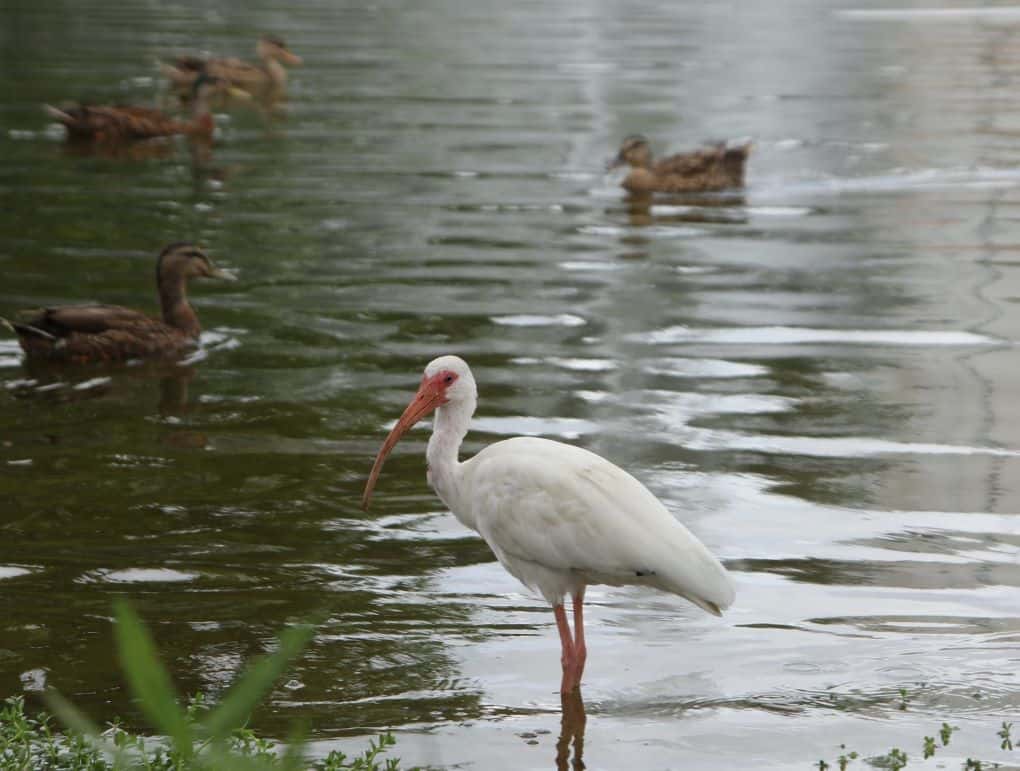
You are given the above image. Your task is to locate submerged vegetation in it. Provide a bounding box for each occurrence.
[0,602,405,770]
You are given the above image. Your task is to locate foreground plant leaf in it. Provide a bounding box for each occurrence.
[40,689,102,740]
[203,623,315,742]
[113,599,194,759]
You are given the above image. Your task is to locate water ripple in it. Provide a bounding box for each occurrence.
[77,568,201,584]
[492,313,586,327]
[628,326,999,346]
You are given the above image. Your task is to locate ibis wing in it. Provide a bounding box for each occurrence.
[464,437,734,612]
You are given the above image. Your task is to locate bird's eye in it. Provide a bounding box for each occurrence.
[443,375,454,384]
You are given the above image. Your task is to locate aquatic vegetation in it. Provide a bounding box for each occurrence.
[816,716,1016,770]
[0,698,402,771]
[838,746,859,770]
[941,723,959,746]
[872,747,907,770]
[998,721,1013,751]
[898,687,910,711]
[0,602,405,770]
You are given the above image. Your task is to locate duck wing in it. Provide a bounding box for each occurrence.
[653,144,728,175]
[11,305,190,362]
[651,142,751,191]
[46,103,184,141]
[17,304,159,336]
[173,55,207,73]
[205,57,267,88]
[104,105,186,140]
[160,56,205,88]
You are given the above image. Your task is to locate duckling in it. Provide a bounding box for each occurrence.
[161,35,302,99]
[609,135,752,194]
[4,243,236,364]
[44,74,231,143]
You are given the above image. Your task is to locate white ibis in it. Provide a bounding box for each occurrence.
[362,355,735,694]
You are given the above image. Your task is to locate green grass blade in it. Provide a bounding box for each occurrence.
[113,599,193,757]
[203,623,314,740]
[43,690,130,767]
[42,689,102,738]
[279,721,309,771]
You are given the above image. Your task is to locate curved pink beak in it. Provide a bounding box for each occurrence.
[361,375,445,511]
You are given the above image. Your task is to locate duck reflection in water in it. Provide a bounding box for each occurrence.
[6,358,197,414]
[622,193,750,229]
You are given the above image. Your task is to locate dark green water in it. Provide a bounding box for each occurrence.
[2,1,1020,768]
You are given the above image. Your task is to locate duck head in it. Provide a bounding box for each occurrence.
[257,35,303,67]
[609,134,652,170]
[157,242,236,287]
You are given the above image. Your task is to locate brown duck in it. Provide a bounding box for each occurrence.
[161,35,302,99]
[44,74,231,143]
[609,135,752,194]
[4,243,236,364]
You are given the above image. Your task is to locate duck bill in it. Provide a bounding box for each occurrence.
[208,266,238,281]
[606,153,625,171]
[226,86,254,101]
[361,376,444,511]
[282,50,303,67]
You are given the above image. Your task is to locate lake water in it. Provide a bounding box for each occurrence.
[2,1,1020,768]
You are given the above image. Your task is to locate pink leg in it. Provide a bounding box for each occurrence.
[554,603,579,693]
[572,588,587,683]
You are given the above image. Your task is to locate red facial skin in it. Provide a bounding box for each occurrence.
[361,370,458,510]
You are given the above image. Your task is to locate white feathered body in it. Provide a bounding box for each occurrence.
[428,435,735,613]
